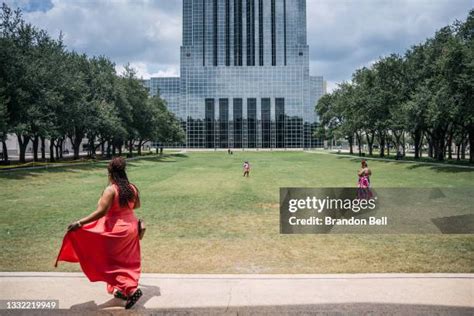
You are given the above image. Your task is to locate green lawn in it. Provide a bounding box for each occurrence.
[0,151,473,273]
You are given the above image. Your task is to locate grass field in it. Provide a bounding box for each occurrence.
[1,151,473,273]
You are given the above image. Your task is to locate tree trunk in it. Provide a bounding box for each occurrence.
[40,137,46,161]
[393,131,402,156]
[356,133,362,157]
[16,134,30,163]
[101,141,105,157]
[433,137,445,161]
[128,140,133,157]
[377,131,385,158]
[386,137,390,157]
[1,139,8,162]
[419,134,423,158]
[32,135,39,162]
[138,140,143,156]
[447,133,453,160]
[437,145,445,161]
[59,139,64,159]
[49,139,55,162]
[73,144,80,159]
[348,135,354,155]
[55,141,60,160]
[73,140,80,160]
[428,138,433,158]
[433,129,447,162]
[469,128,474,164]
[366,132,375,156]
[402,133,406,156]
[461,139,466,160]
[69,134,83,160]
[106,141,111,158]
[112,144,116,156]
[413,129,422,159]
[88,136,96,158]
[456,143,461,160]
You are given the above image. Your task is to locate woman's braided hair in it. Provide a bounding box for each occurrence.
[107,157,138,207]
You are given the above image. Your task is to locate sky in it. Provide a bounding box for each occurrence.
[6,0,473,92]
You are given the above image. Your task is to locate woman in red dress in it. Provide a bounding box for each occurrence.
[55,157,142,309]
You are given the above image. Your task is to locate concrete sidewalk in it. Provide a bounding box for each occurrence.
[0,273,473,315]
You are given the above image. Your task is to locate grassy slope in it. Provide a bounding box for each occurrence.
[1,151,473,273]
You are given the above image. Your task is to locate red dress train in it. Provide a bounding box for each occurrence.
[55,184,141,296]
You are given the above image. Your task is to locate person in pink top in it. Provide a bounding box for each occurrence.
[357,160,373,199]
[243,161,251,177]
[358,160,371,188]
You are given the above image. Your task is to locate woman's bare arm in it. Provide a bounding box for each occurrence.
[130,184,141,209]
[134,191,141,209]
[134,196,141,209]
[67,186,115,231]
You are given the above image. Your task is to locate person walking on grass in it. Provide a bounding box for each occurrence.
[357,160,373,199]
[358,159,372,188]
[243,161,251,177]
[55,157,143,309]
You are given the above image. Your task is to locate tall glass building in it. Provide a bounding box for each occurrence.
[144,0,326,148]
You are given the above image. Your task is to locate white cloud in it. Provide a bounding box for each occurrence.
[115,62,179,79]
[325,81,338,94]
[307,0,472,83]
[9,0,473,85]
[19,0,182,76]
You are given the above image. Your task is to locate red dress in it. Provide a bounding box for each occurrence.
[55,184,141,296]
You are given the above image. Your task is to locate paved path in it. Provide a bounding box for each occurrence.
[0,273,473,314]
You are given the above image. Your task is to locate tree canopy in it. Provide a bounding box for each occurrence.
[0,3,184,163]
[316,9,473,163]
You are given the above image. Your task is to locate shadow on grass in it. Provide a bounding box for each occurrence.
[0,153,189,180]
[334,155,474,174]
[334,152,472,165]
[405,163,474,173]
[172,153,188,158]
[127,153,189,166]
[0,163,106,180]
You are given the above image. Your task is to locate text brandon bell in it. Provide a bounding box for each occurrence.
[289,216,388,226]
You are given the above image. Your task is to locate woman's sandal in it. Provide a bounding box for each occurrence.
[113,290,127,301]
[125,288,143,309]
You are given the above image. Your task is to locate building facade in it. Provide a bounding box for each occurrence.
[144,0,326,148]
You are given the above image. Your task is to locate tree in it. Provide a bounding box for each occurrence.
[404,44,430,159]
[84,56,118,157]
[118,65,150,156]
[352,67,377,155]
[0,4,37,162]
[371,56,404,157]
[152,96,185,147]
[317,10,472,163]
[315,83,359,154]
[1,3,189,163]
[59,52,93,160]
[0,90,8,162]
[453,9,474,163]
